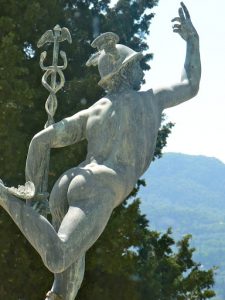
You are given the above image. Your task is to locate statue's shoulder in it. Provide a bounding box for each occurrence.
[138,89,161,111]
[92,97,112,107]
[88,97,113,116]
[139,89,154,100]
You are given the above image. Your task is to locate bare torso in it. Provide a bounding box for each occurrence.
[76,89,162,204]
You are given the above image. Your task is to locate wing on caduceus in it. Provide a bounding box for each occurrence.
[37,30,54,48]
[58,27,72,44]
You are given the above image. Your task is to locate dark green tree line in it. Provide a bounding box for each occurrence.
[0,0,215,299]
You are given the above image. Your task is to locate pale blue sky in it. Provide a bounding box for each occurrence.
[143,0,225,163]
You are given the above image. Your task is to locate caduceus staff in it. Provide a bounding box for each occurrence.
[6,25,72,212]
[32,25,72,215]
[38,24,72,126]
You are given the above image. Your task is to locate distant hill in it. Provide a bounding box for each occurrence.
[139,153,225,300]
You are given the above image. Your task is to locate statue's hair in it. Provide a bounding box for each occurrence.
[99,59,139,93]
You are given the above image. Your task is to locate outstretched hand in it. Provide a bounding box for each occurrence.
[172,2,198,41]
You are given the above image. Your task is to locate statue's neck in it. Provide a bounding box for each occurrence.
[107,82,133,96]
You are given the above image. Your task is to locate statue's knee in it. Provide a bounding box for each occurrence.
[29,135,39,149]
[31,128,51,147]
[44,245,65,273]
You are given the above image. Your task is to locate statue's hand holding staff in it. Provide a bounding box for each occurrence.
[172,2,198,41]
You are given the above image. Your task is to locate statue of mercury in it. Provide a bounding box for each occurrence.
[0,3,201,300]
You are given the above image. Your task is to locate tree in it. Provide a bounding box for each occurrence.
[0,0,214,299]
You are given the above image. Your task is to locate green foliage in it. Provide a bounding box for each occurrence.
[153,115,174,160]
[0,1,215,299]
[78,201,215,300]
[140,153,225,298]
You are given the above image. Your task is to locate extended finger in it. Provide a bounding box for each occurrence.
[171,17,181,23]
[179,7,185,22]
[181,2,191,19]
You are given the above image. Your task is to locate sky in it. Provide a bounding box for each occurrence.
[142,0,225,163]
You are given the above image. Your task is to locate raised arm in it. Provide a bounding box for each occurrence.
[154,2,201,110]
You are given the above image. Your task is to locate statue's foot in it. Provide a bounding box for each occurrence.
[0,180,35,202]
[7,181,35,200]
[45,291,63,300]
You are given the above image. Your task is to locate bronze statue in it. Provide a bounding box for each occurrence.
[0,3,201,299]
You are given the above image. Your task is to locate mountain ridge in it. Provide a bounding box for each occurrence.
[139,152,225,299]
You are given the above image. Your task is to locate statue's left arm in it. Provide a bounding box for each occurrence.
[153,2,201,110]
[25,109,89,196]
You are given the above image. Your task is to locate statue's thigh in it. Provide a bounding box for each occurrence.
[57,185,115,264]
[54,170,120,267]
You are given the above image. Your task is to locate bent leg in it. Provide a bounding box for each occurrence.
[0,183,63,271]
[49,181,85,300]
[0,182,115,273]
[48,187,115,272]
